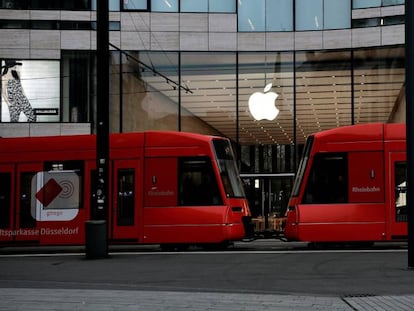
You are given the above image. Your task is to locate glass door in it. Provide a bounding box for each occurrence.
[241,174,293,237]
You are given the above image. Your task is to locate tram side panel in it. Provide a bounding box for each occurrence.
[284,123,407,243]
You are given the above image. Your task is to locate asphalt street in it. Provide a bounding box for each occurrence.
[0,239,413,310]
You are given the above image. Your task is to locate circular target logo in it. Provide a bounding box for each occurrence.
[59,180,75,199]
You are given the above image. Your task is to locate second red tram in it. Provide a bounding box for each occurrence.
[0,131,253,248]
[284,123,407,243]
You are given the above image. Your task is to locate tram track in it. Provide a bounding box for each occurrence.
[0,239,408,257]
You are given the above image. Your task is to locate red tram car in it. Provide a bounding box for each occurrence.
[284,123,407,243]
[0,131,253,248]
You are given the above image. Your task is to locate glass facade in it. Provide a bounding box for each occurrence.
[100,46,403,175]
[239,0,352,32]
[0,0,403,11]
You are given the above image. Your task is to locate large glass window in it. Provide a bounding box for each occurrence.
[353,0,381,8]
[296,0,323,30]
[119,51,179,132]
[353,47,405,124]
[209,0,235,12]
[180,52,236,138]
[266,0,293,31]
[238,52,294,173]
[61,51,95,124]
[324,0,350,30]
[238,0,265,31]
[181,0,236,12]
[122,0,148,10]
[383,0,404,5]
[295,50,352,141]
[151,0,178,12]
[181,0,208,12]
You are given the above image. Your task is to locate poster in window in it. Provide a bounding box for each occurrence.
[1,60,60,122]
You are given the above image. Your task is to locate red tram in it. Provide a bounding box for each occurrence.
[284,123,407,243]
[0,131,253,248]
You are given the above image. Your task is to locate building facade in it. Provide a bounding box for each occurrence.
[0,0,406,231]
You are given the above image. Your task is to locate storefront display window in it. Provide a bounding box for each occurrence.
[1,60,60,122]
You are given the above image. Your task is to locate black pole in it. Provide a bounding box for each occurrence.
[96,0,109,221]
[406,0,414,268]
[85,0,109,259]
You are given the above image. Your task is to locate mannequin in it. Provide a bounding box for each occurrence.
[1,60,36,122]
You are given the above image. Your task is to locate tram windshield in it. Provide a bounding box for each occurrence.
[212,139,245,198]
[291,136,314,197]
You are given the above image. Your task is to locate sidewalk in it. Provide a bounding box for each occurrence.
[0,288,413,311]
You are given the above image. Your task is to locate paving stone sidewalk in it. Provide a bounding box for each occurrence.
[0,288,413,311]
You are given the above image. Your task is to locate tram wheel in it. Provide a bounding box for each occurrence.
[160,244,189,251]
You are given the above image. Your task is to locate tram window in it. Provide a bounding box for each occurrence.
[179,157,223,206]
[0,173,11,228]
[117,168,135,226]
[395,162,407,222]
[303,153,348,204]
[20,172,36,228]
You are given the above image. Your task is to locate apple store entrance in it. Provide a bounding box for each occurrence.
[240,173,294,238]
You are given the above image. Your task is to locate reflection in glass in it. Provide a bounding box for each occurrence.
[352,0,381,8]
[118,51,179,132]
[324,0,350,30]
[151,0,178,12]
[180,52,236,139]
[353,47,405,124]
[181,0,208,12]
[296,0,323,30]
[383,0,404,5]
[266,0,293,31]
[238,0,265,31]
[209,0,235,12]
[123,0,147,10]
[295,51,352,142]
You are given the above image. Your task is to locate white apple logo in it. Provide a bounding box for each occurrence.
[248,83,279,121]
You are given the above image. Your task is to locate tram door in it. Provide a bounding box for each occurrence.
[111,159,142,241]
[389,152,407,240]
[15,163,42,242]
[241,174,293,237]
[0,164,15,243]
